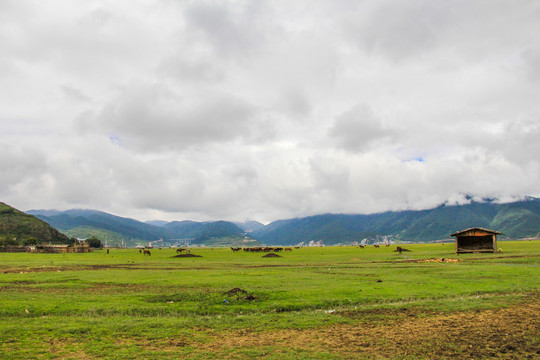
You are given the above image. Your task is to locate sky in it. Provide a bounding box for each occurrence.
[1,0,539,224]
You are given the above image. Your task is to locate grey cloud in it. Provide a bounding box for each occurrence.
[521,47,540,82]
[0,144,47,193]
[159,56,225,83]
[183,1,269,59]
[276,89,312,118]
[344,1,448,60]
[328,104,393,152]
[309,157,350,195]
[498,119,540,164]
[221,165,258,187]
[62,85,91,102]
[343,1,540,62]
[83,84,266,151]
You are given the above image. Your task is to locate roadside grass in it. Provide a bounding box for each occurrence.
[0,241,538,359]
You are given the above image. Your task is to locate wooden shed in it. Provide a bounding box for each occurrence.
[450,227,501,254]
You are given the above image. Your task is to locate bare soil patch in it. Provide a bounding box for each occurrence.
[202,294,540,359]
[224,288,248,296]
[0,264,211,273]
[224,288,257,301]
[172,254,202,258]
[262,253,281,258]
[404,257,462,263]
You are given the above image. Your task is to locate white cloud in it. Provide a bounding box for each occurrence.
[328,104,394,152]
[0,0,539,223]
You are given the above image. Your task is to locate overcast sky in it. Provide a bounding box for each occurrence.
[1,0,539,223]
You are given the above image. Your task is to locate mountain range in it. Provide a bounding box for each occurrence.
[25,209,255,246]
[252,197,540,245]
[18,197,540,246]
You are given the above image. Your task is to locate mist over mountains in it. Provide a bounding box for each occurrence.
[24,197,540,246]
[252,197,540,245]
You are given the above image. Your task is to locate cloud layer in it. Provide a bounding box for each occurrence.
[1,0,539,222]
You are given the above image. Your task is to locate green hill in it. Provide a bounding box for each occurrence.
[0,202,71,245]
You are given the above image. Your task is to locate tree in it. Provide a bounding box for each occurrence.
[0,235,20,246]
[85,236,102,248]
[23,237,39,246]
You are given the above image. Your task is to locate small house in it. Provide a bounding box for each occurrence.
[450,227,501,254]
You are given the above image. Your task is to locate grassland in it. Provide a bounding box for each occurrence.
[0,241,538,359]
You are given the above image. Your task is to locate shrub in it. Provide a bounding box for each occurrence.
[85,236,102,248]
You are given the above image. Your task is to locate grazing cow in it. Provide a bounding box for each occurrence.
[284,247,292,252]
[359,245,365,249]
[185,249,190,254]
[143,249,151,256]
[373,245,380,248]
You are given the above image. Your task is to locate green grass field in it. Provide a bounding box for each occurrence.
[1,241,538,359]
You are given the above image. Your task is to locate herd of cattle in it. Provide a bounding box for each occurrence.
[133,244,408,256]
[230,247,294,252]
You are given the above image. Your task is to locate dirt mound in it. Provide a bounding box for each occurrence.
[394,247,411,252]
[262,253,281,258]
[172,253,202,258]
[223,288,257,301]
[224,288,247,295]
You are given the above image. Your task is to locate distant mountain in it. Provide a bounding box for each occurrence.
[163,220,204,238]
[28,209,246,245]
[27,209,169,243]
[145,220,169,227]
[163,220,245,243]
[234,220,265,232]
[193,221,245,243]
[0,202,71,244]
[25,197,540,246]
[250,198,540,245]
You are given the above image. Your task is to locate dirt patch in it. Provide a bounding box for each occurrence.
[404,257,462,263]
[172,254,202,258]
[223,288,257,301]
[0,264,203,273]
[466,254,540,261]
[262,253,281,258]
[201,295,540,359]
[224,288,248,295]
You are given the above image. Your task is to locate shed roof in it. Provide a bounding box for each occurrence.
[450,227,502,237]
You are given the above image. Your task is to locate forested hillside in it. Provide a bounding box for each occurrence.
[0,202,71,244]
[28,209,246,245]
[251,198,540,245]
